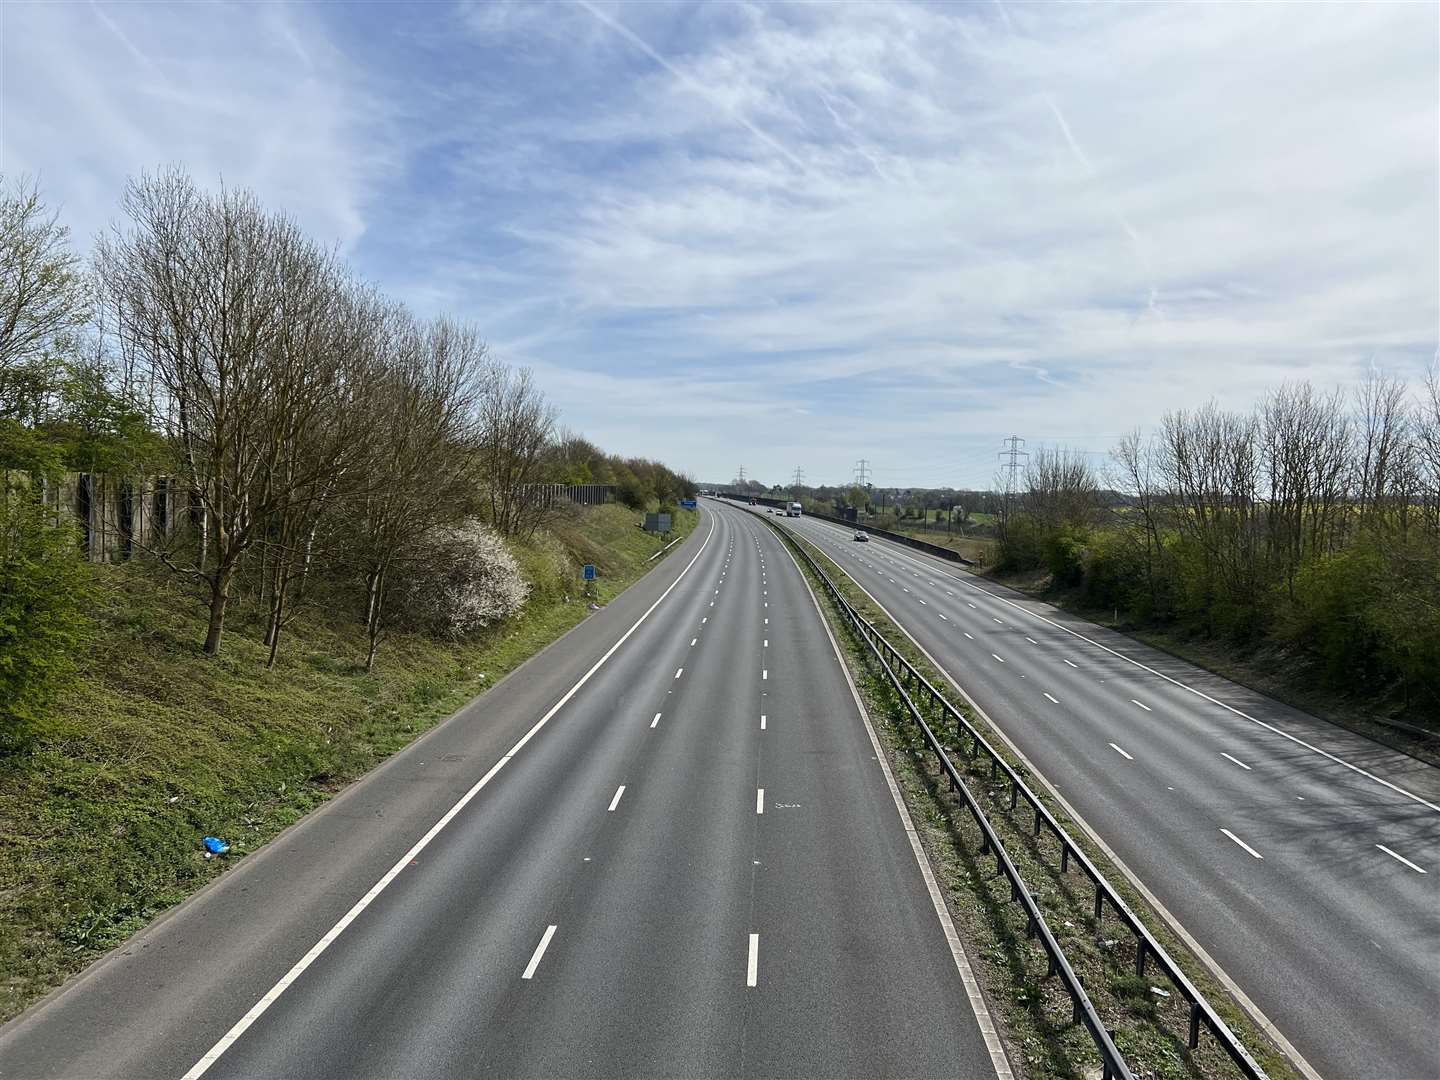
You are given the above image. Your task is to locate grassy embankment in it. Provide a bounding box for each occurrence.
[979,566,1440,768]
[770,519,1297,1080]
[0,503,695,1023]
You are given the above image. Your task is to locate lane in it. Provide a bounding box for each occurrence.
[2,502,1006,1080]
[763,505,1440,1080]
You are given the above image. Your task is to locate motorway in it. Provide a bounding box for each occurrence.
[0,501,1007,1080]
[762,504,1440,1080]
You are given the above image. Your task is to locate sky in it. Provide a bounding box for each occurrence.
[2,0,1436,490]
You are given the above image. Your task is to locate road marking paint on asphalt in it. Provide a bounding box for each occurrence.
[992,617,1003,624]
[756,788,765,814]
[1131,699,1152,712]
[675,668,684,679]
[690,638,697,646]
[1376,844,1427,873]
[1110,743,1134,760]
[963,632,974,640]
[1221,753,1252,771]
[651,713,662,728]
[760,714,766,730]
[903,587,911,593]
[701,617,707,624]
[1044,692,1060,703]
[521,925,558,980]
[991,653,1006,663]
[178,511,720,1080]
[917,598,927,605]
[747,933,759,987]
[608,785,626,812]
[1063,659,1078,668]
[763,639,768,647]
[1221,829,1264,859]
[1025,637,1038,644]
[764,617,768,624]
[946,590,954,596]
[762,669,768,680]
[938,613,949,620]
[967,602,976,608]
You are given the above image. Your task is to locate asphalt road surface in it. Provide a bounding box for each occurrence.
[0,501,1007,1080]
[765,505,1440,1080]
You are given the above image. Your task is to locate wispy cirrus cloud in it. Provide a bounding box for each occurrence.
[3,0,1435,487]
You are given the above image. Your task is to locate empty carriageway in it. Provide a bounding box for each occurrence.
[772,508,1440,1080]
[0,501,1006,1080]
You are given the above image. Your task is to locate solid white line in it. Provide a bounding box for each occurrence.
[521,924,558,979]
[675,668,684,679]
[651,712,662,728]
[760,714,767,730]
[756,788,765,814]
[1376,844,1427,874]
[179,513,719,1080]
[747,933,759,987]
[608,785,626,812]
[1044,692,1060,704]
[1222,752,1252,771]
[775,534,1016,1080]
[1131,699,1152,712]
[991,653,1006,663]
[1221,829,1264,859]
[1110,742,1134,760]
[1063,658,1078,668]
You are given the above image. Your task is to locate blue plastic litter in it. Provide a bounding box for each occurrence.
[203,836,230,855]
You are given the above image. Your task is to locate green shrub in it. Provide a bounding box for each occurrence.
[0,490,95,752]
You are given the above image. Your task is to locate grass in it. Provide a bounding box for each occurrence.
[0,502,695,1023]
[769,520,1298,1080]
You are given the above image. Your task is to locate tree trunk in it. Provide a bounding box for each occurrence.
[203,564,233,655]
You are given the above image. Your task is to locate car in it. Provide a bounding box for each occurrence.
[853,531,869,542]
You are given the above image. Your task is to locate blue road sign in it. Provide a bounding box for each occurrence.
[583,564,596,581]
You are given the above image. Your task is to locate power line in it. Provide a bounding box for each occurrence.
[998,435,1028,521]
[792,465,805,492]
[854,459,871,487]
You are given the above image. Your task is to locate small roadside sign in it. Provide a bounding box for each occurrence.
[583,564,596,581]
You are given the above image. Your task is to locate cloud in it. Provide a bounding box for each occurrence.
[4,0,1435,487]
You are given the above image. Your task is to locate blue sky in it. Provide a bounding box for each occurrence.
[3,0,1436,488]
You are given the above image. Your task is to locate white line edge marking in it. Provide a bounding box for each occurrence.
[608,785,626,812]
[1110,742,1134,760]
[746,933,759,987]
[1221,829,1264,859]
[651,712,662,728]
[756,788,765,814]
[1221,752,1252,771]
[781,513,1317,1079]
[1376,844,1427,873]
[775,528,1016,1080]
[810,516,1439,818]
[178,513,719,1080]
[521,924,558,980]
[1044,692,1060,704]
[1131,699,1152,712]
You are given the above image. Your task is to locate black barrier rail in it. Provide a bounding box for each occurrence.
[768,517,1271,1080]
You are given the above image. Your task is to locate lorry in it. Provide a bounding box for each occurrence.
[787,502,802,517]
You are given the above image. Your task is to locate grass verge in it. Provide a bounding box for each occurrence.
[771,520,1298,1080]
[0,503,695,1023]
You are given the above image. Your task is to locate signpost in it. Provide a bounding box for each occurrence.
[582,563,597,602]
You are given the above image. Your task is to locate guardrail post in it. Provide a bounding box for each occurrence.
[1188,1002,1203,1049]
[1094,883,1104,921]
[1033,805,1044,837]
[1135,939,1148,977]
[1060,842,1071,874]
[1009,780,1019,810]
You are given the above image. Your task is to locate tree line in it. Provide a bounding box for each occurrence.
[998,374,1440,713]
[0,171,693,748]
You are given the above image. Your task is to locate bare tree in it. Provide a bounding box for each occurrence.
[479,364,556,539]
